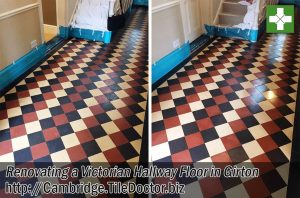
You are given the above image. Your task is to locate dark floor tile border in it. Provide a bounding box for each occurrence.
[286,6,300,198]
[135,100,149,198]
[152,36,216,91]
[287,66,300,197]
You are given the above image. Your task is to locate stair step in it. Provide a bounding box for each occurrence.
[219,13,244,26]
[223,2,247,15]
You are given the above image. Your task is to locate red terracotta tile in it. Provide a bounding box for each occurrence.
[83,117,99,128]
[186,94,200,103]
[244,178,270,198]
[152,131,168,146]
[202,77,214,84]
[236,107,252,118]
[90,105,104,115]
[220,86,234,94]
[76,130,94,144]
[262,122,281,135]
[34,101,48,111]
[211,151,232,163]
[196,118,213,131]
[0,110,7,120]
[0,140,13,156]
[266,109,282,120]
[206,105,221,117]
[17,91,30,98]
[164,117,180,129]
[68,93,82,102]
[152,103,161,112]
[227,78,239,85]
[221,134,241,151]
[43,92,56,100]
[10,125,27,138]
[195,85,208,92]
[257,136,278,153]
[251,154,274,174]
[122,97,136,106]
[185,133,204,149]
[159,93,172,102]
[61,103,76,113]
[200,177,224,198]
[169,84,182,92]
[114,118,131,130]
[110,132,129,147]
[75,85,87,93]
[229,120,247,133]
[125,88,138,96]
[214,95,228,105]
[5,100,20,109]
[269,98,285,108]
[51,84,63,91]
[171,150,192,163]
[31,143,49,160]
[53,114,69,126]
[23,112,38,123]
[43,128,60,141]
[103,148,125,162]
[176,104,191,115]
[118,107,134,117]
[67,145,87,162]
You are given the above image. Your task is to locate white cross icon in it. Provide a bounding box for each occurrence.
[269,8,292,30]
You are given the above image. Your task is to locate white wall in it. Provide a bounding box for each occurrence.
[0,0,43,70]
[152,1,185,62]
[152,0,222,63]
[0,0,79,70]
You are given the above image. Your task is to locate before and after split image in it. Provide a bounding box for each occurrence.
[0,0,300,197]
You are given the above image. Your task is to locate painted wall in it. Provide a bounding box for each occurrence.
[0,0,77,70]
[56,0,77,27]
[152,1,185,63]
[152,0,221,63]
[0,0,37,13]
[42,0,57,25]
[0,0,43,70]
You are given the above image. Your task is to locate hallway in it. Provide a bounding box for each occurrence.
[152,9,300,198]
[0,7,148,164]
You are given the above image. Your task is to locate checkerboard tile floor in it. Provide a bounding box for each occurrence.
[152,11,300,198]
[0,8,148,164]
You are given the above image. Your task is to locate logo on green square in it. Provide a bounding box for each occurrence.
[267,5,294,33]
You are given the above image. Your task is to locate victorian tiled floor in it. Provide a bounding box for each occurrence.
[0,8,148,164]
[152,12,300,198]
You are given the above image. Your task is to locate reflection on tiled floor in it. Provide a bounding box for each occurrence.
[0,8,148,164]
[152,14,300,198]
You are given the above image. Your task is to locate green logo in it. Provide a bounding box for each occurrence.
[267,5,294,33]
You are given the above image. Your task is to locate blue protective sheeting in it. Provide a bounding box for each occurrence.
[59,26,70,39]
[152,43,190,84]
[279,0,295,4]
[59,26,112,43]
[133,0,148,6]
[70,28,112,44]
[0,44,47,92]
[205,25,259,42]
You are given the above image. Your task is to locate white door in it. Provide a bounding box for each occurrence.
[180,0,203,43]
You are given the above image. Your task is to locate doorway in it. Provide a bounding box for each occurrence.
[41,0,58,42]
